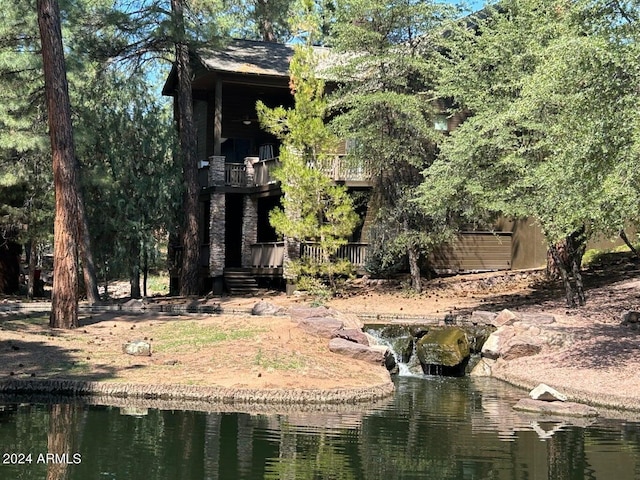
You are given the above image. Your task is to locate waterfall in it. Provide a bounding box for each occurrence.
[366,327,422,377]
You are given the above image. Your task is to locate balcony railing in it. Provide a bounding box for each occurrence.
[225,163,246,187]
[219,155,371,188]
[251,242,285,268]
[301,242,368,267]
[253,158,280,186]
[316,155,372,182]
[250,241,367,269]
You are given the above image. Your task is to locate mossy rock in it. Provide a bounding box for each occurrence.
[416,327,470,367]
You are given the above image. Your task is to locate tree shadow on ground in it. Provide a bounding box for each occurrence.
[457,252,640,318]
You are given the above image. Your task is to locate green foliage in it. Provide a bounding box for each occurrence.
[257,44,358,291]
[417,0,640,247]
[329,0,457,290]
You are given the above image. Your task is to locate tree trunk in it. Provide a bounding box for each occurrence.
[407,243,422,293]
[27,241,37,299]
[620,229,639,258]
[172,0,201,296]
[143,245,148,298]
[46,403,78,480]
[547,227,587,308]
[130,239,141,299]
[37,0,80,329]
[256,0,277,42]
[77,188,100,305]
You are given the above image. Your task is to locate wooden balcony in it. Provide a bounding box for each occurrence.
[250,241,368,269]
[251,241,285,268]
[253,158,280,186]
[300,242,368,267]
[225,163,247,187]
[249,155,372,188]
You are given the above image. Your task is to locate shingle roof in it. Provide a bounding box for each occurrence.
[196,39,295,78]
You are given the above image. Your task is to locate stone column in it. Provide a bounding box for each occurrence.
[241,157,258,268]
[241,197,258,268]
[209,155,226,293]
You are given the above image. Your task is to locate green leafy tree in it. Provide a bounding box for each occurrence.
[329,0,456,292]
[416,0,640,306]
[257,44,358,292]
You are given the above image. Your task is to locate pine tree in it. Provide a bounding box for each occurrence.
[37,0,81,328]
[257,45,358,293]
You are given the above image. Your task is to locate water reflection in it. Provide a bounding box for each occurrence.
[1,377,640,479]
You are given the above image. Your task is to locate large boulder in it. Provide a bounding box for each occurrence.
[416,327,470,368]
[332,328,370,346]
[501,334,543,360]
[290,306,362,329]
[328,338,393,368]
[481,326,516,360]
[251,301,283,316]
[297,316,344,338]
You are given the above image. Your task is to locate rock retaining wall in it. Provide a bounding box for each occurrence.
[0,378,395,406]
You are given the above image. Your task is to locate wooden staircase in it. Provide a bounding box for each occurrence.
[223,268,260,296]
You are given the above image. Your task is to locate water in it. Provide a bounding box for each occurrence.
[1,377,640,479]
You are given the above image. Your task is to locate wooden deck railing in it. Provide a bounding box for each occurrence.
[252,155,371,187]
[301,242,368,267]
[250,241,368,268]
[253,158,280,186]
[251,242,285,268]
[225,163,246,186]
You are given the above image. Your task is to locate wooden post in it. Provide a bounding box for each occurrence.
[214,77,222,156]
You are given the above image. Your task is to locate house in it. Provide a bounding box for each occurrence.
[162,39,568,294]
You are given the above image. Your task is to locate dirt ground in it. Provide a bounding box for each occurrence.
[2,250,640,409]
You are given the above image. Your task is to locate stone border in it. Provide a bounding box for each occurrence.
[491,370,640,416]
[0,378,395,407]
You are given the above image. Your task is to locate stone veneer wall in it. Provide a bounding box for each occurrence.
[209,155,226,276]
[241,157,258,267]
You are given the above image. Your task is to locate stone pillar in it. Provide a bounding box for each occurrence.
[244,156,256,187]
[241,157,258,268]
[241,196,258,268]
[209,155,225,187]
[209,155,226,293]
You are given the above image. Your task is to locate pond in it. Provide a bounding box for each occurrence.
[1,376,640,479]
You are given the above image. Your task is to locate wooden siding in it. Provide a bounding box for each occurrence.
[430,232,512,272]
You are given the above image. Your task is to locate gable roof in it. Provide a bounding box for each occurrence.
[162,39,334,95]
[196,39,295,78]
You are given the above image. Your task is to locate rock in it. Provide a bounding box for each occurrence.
[123,340,151,356]
[469,357,496,377]
[494,309,520,327]
[621,310,640,327]
[332,328,369,346]
[470,310,498,325]
[465,325,495,353]
[290,306,333,321]
[122,298,146,309]
[501,334,543,360]
[297,317,344,338]
[251,301,283,316]
[328,338,391,365]
[290,306,362,329]
[481,326,516,360]
[529,383,567,402]
[513,398,598,417]
[416,327,470,368]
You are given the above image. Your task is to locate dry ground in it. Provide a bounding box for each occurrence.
[2,250,640,409]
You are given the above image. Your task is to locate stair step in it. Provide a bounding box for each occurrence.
[224,269,259,296]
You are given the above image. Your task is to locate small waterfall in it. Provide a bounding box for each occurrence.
[366,327,422,377]
[366,323,491,377]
